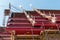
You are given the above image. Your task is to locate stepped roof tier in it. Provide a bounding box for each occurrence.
[5,9,60,35]
[0,9,60,40]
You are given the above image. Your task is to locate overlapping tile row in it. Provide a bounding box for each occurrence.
[6,10,60,35]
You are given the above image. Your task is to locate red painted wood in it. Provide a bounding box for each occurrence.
[6,10,60,35]
[6,28,43,35]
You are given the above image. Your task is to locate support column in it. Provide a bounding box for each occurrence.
[11,30,15,40]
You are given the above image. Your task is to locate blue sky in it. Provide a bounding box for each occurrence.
[0,0,60,27]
